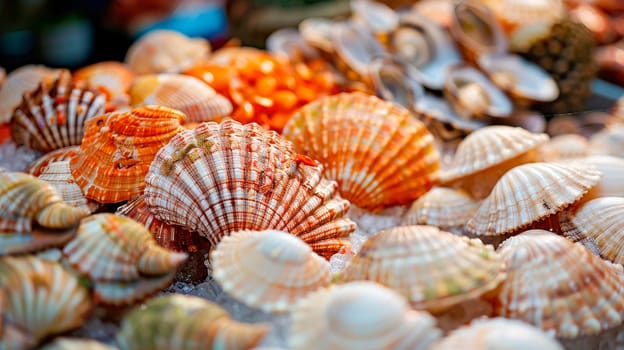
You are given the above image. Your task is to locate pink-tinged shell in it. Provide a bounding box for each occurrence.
[10,70,107,153]
[37,160,100,213]
[576,155,624,202]
[40,338,118,350]
[73,61,136,109]
[467,162,601,236]
[289,281,443,350]
[403,187,480,230]
[496,230,624,338]
[129,73,232,123]
[540,134,589,161]
[125,30,211,75]
[144,120,355,259]
[0,65,60,124]
[212,230,331,313]
[26,146,79,177]
[70,105,186,203]
[282,92,441,211]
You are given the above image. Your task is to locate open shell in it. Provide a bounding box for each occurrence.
[368,55,424,110]
[26,146,79,177]
[299,18,336,54]
[403,187,480,231]
[73,61,135,109]
[37,160,100,213]
[40,338,118,350]
[0,65,60,124]
[496,230,624,338]
[350,0,399,37]
[289,281,442,350]
[331,21,387,85]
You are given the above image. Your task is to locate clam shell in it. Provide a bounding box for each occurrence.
[144,119,355,258]
[540,134,589,161]
[338,225,505,312]
[467,162,601,236]
[129,73,232,123]
[403,187,480,229]
[283,92,441,211]
[289,281,442,350]
[10,69,107,153]
[578,155,624,201]
[73,61,136,109]
[496,230,624,338]
[25,146,79,177]
[39,338,118,350]
[70,105,186,203]
[38,160,100,213]
[212,229,331,313]
[0,65,60,124]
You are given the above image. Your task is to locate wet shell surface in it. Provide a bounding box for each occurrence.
[0,65,60,124]
[212,229,331,313]
[129,73,233,123]
[289,281,443,350]
[467,162,601,236]
[39,338,118,350]
[25,146,79,177]
[403,187,480,229]
[38,160,100,213]
[338,225,505,313]
[496,230,624,338]
[73,61,136,109]
[70,105,186,203]
[282,92,441,211]
[144,119,355,258]
[10,69,107,153]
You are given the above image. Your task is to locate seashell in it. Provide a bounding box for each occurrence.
[39,338,118,350]
[25,145,79,177]
[125,30,210,75]
[283,92,441,211]
[500,109,547,133]
[588,122,624,157]
[539,134,589,161]
[129,73,232,123]
[289,281,443,350]
[338,225,505,313]
[299,18,337,54]
[442,125,548,199]
[212,229,331,313]
[331,21,387,85]
[368,55,424,111]
[432,317,564,350]
[73,61,136,109]
[10,69,107,153]
[0,287,37,350]
[496,230,624,338]
[266,28,320,62]
[144,119,355,258]
[0,65,60,124]
[116,294,269,350]
[480,0,566,34]
[576,155,624,201]
[62,213,187,305]
[467,162,601,237]
[403,187,480,231]
[70,105,186,203]
[350,0,399,38]
[38,160,100,213]
[0,256,91,344]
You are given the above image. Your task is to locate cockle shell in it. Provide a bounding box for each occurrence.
[38,160,100,213]
[70,105,186,203]
[73,61,136,109]
[467,162,601,236]
[577,155,624,201]
[62,213,188,305]
[212,229,331,313]
[39,338,118,350]
[26,146,79,177]
[10,69,107,153]
[129,74,232,123]
[283,92,441,211]
[144,119,355,258]
[338,225,505,313]
[403,187,480,231]
[289,281,442,350]
[496,230,624,338]
[0,256,91,344]
[116,294,269,350]
[0,65,60,124]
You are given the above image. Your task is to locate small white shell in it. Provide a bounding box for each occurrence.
[403,187,480,230]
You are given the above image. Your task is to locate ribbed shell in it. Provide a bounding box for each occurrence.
[0,65,60,124]
[212,230,331,313]
[496,230,624,338]
[144,119,355,258]
[129,74,232,123]
[467,162,601,236]
[339,225,505,312]
[403,187,480,229]
[10,69,106,153]
[39,338,118,350]
[0,256,91,343]
[70,105,186,203]
[38,160,100,213]
[0,287,37,350]
[282,92,441,211]
[26,146,79,177]
[73,61,136,109]
[116,294,269,350]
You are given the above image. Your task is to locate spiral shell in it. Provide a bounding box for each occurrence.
[26,146,79,177]
[38,160,100,213]
[403,187,480,231]
[0,65,60,124]
[39,338,118,350]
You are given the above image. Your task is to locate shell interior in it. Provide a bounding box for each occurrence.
[368,56,424,110]
[331,21,386,76]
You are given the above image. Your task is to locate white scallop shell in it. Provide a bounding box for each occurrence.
[403,187,480,229]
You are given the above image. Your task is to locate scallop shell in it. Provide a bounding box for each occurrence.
[467,162,601,236]
[26,146,79,177]
[0,65,60,124]
[129,74,232,123]
[289,281,442,350]
[10,69,107,153]
[125,30,210,75]
[39,338,118,350]
[283,92,441,211]
[338,225,505,313]
[403,187,480,230]
[540,134,589,161]
[496,230,624,338]
[70,105,186,203]
[38,160,100,213]
[73,61,136,109]
[0,256,91,344]
[212,229,331,313]
[144,119,355,258]
[578,155,624,201]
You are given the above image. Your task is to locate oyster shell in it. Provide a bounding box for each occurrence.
[39,338,118,350]
[331,21,387,85]
[25,145,79,177]
[38,160,100,213]
[403,187,480,232]
[0,65,60,124]
[368,55,424,110]
[299,18,336,54]
[73,61,136,110]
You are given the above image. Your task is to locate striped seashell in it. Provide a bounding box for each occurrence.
[289,281,442,350]
[116,294,269,350]
[0,65,60,124]
[70,105,186,203]
[26,146,79,177]
[38,160,100,213]
[73,61,136,110]
[282,92,441,211]
[496,230,624,338]
[62,213,187,306]
[129,73,232,123]
[0,256,91,345]
[403,187,480,231]
[338,225,505,313]
[144,119,355,258]
[10,69,107,153]
[212,230,331,313]
[467,162,601,237]
[540,134,589,161]
[442,125,548,199]
[0,287,37,350]
[574,155,624,202]
[39,338,118,350]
